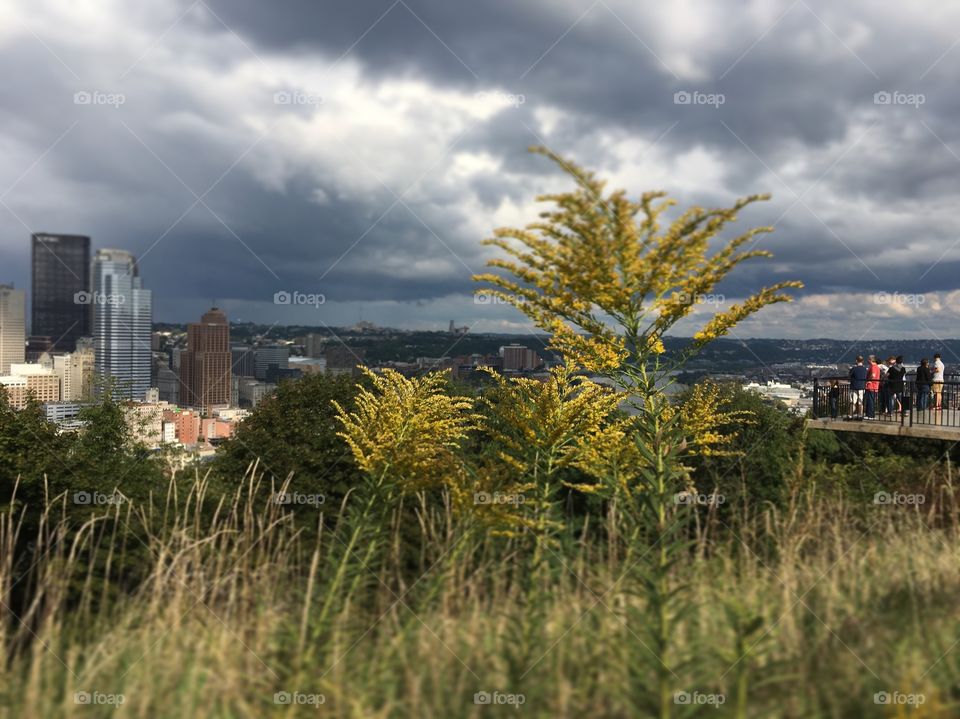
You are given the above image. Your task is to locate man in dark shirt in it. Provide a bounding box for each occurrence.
[916,358,933,411]
[886,356,905,415]
[849,356,868,419]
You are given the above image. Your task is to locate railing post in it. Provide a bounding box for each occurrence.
[812,378,819,419]
[909,380,914,427]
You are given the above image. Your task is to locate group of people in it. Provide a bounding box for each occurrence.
[828,353,947,419]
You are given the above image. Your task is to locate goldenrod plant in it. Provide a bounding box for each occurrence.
[474,146,802,400]
[475,148,802,718]
[333,368,477,496]
[320,368,477,641]
[479,365,625,561]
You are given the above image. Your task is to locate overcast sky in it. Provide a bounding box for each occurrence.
[2,0,959,340]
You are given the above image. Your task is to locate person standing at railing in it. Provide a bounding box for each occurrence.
[916,358,933,411]
[849,356,867,419]
[829,380,840,418]
[864,355,881,419]
[886,356,905,415]
[933,353,945,411]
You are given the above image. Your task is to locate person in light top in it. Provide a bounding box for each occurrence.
[932,353,945,411]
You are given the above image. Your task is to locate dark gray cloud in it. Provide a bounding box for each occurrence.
[1,0,960,335]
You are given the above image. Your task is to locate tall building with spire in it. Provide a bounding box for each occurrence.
[180,307,231,414]
[31,233,91,351]
[0,284,26,375]
[91,249,152,399]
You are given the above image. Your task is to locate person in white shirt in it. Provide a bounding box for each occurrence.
[932,353,945,410]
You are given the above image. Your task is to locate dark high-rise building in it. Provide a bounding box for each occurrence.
[231,345,256,378]
[254,345,289,380]
[180,307,231,414]
[31,233,91,352]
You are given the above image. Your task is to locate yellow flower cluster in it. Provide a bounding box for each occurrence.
[332,368,477,494]
[473,146,803,377]
[672,381,755,458]
[481,365,626,478]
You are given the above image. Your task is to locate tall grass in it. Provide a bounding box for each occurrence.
[2,462,959,718]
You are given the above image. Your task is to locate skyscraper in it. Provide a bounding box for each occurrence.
[31,233,91,351]
[180,307,231,414]
[91,249,152,400]
[0,285,26,375]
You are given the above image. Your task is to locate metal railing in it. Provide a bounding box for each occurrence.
[812,374,960,429]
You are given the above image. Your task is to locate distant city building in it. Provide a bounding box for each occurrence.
[25,336,52,363]
[448,320,469,336]
[47,340,95,401]
[236,378,275,408]
[91,249,153,399]
[265,364,302,384]
[31,233,91,351]
[0,284,26,375]
[0,363,60,409]
[254,345,289,380]
[231,345,255,378]
[179,307,231,414]
[324,346,365,377]
[125,400,169,446]
[155,361,180,404]
[501,345,543,372]
[200,417,234,444]
[289,356,326,375]
[304,333,326,359]
[43,401,85,423]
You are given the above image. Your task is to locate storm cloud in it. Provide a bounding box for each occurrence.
[1,0,959,337]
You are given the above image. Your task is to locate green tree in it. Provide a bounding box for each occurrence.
[0,389,67,503]
[680,382,803,509]
[211,373,363,501]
